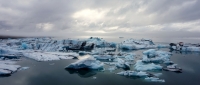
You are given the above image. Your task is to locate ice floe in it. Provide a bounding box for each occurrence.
[145,77,165,82]
[142,49,172,63]
[119,38,168,50]
[117,71,149,77]
[65,57,104,69]
[134,60,162,71]
[0,60,21,75]
[23,52,77,61]
[170,42,200,52]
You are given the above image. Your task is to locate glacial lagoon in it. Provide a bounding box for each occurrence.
[1,47,200,85]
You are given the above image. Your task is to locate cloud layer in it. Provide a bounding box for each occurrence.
[0,0,200,42]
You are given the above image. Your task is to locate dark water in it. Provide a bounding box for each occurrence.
[0,48,200,85]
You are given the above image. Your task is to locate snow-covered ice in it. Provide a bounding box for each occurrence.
[65,57,104,69]
[134,60,162,71]
[119,38,167,50]
[142,49,172,63]
[23,52,77,61]
[145,77,165,82]
[19,67,30,71]
[0,69,12,75]
[117,71,149,77]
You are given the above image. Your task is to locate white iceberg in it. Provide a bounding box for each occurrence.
[117,71,149,77]
[0,63,21,72]
[170,42,200,52]
[143,49,156,57]
[114,58,130,69]
[0,69,12,75]
[65,57,104,69]
[134,60,162,71]
[145,77,165,82]
[23,52,77,61]
[142,49,172,63]
[124,53,135,61]
[19,67,30,71]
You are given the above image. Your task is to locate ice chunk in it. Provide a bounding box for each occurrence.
[124,53,135,61]
[23,52,77,61]
[19,67,30,70]
[117,71,149,77]
[0,69,12,75]
[0,63,21,72]
[93,55,114,60]
[65,57,104,69]
[114,58,130,69]
[143,49,156,57]
[107,66,116,72]
[142,50,172,63]
[182,46,200,52]
[145,77,165,82]
[21,42,28,49]
[134,60,162,71]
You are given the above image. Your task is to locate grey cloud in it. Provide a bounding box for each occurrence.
[0,0,200,43]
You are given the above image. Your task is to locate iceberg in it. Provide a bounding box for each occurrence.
[170,42,200,52]
[134,60,162,71]
[0,69,12,75]
[117,71,149,77]
[114,58,130,69]
[19,67,30,71]
[145,77,165,82]
[119,38,168,50]
[142,49,172,63]
[124,53,135,61]
[86,37,116,47]
[23,52,77,61]
[0,63,21,72]
[65,57,104,69]
[93,55,114,60]
[163,64,182,72]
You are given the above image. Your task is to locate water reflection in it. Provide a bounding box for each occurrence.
[0,74,11,78]
[65,69,97,78]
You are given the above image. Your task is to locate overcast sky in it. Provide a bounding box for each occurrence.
[0,0,200,42]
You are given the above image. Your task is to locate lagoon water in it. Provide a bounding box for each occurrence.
[0,43,200,85]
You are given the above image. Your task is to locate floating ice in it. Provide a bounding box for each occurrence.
[0,63,21,72]
[181,46,200,52]
[124,53,135,61]
[0,69,12,75]
[23,52,77,61]
[65,57,104,69]
[142,49,172,63]
[143,49,156,57]
[93,55,114,60]
[145,77,165,82]
[119,38,168,50]
[170,42,200,52]
[117,71,149,77]
[114,58,130,69]
[134,60,162,71]
[19,67,30,70]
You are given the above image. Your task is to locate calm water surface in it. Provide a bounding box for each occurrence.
[0,48,200,85]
